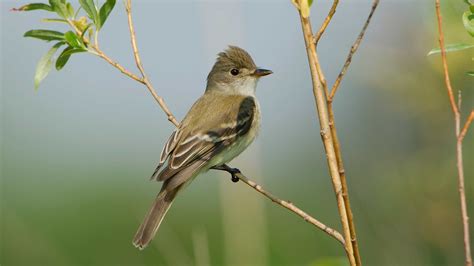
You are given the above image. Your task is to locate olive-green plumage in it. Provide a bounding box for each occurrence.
[133,46,272,250]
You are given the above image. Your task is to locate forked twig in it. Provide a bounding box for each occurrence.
[328,0,379,102]
[459,111,474,142]
[314,0,339,45]
[125,0,179,126]
[435,1,473,265]
[297,11,356,266]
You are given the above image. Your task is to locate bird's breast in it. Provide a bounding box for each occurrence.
[206,99,260,168]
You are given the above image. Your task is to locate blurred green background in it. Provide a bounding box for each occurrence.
[1,0,473,265]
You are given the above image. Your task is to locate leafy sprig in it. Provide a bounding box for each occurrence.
[428,1,474,78]
[13,0,116,89]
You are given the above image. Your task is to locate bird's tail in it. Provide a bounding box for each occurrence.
[132,188,178,250]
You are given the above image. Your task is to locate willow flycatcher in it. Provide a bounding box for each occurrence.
[133,46,272,249]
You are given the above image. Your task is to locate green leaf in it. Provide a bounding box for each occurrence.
[56,46,87,70]
[64,31,86,49]
[34,42,63,90]
[66,3,75,18]
[463,10,474,37]
[308,0,314,7]
[11,3,53,12]
[467,71,474,77]
[427,43,474,56]
[99,0,116,28]
[24,29,65,42]
[79,0,99,26]
[49,0,69,18]
[42,18,69,23]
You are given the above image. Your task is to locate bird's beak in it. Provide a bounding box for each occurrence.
[252,68,273,77]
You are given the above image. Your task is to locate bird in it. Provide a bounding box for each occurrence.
[132,46,272,250]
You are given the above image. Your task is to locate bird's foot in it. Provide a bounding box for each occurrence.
[211,164,241,183]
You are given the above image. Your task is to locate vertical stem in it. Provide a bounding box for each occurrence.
[327,103,362,266]
[298,14,356,266]
[435,1,472,265]
[313,48,362,266]
[457,133,472,266]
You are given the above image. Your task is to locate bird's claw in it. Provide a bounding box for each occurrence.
[230,168,241,183]
[211,165,241,183]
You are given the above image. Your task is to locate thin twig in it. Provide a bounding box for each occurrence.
[435,1,472,265]
[297,9,356,266]
[316,59,362,265]
[328,0,379,102]
[310,1,380,265]
[234,171,346,246]
[94,49,144,83]
[435,1,460,117]
[314,52,361,266]
[459,111,474,142]
[456,132,472,266]
[320,2,379,265]
[314,0,339,45]
[125,0,179,126]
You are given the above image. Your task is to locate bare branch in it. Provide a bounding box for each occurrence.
[459,110,474,143]
[314,0,339,45]
[328,0,379,102]
[434,0,460,117]
[296,8,356,265]
[313,45,361,266]
[317,58,362,265]
[435,1,472,265]
[125,0,179,126]
[233,171,346,246]
[94,49,144,83]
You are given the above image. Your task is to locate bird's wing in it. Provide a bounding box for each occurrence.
[151,94,256,191]
[150,128,181,179]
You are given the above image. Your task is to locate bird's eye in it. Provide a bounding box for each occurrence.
[230,69,240,76]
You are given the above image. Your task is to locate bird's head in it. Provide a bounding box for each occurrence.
[206,46,272,95]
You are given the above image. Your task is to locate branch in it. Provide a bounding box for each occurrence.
[328,0,379,102]
[435,0,460,117]
[313,51,361,264]
[435,1,472,265]
[125,0,179,126]
[307,1,379,265]
[319,2,379,264]
[65,2,179,126]
[459,110,474,142]
[234,171,346,245]
[94,49,144,83]
[313,0,339,45]
[296,6,356,265]
[211,164,344,245]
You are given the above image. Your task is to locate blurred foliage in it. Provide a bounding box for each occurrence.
[428,0,474,77]
[463,0,474,36]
